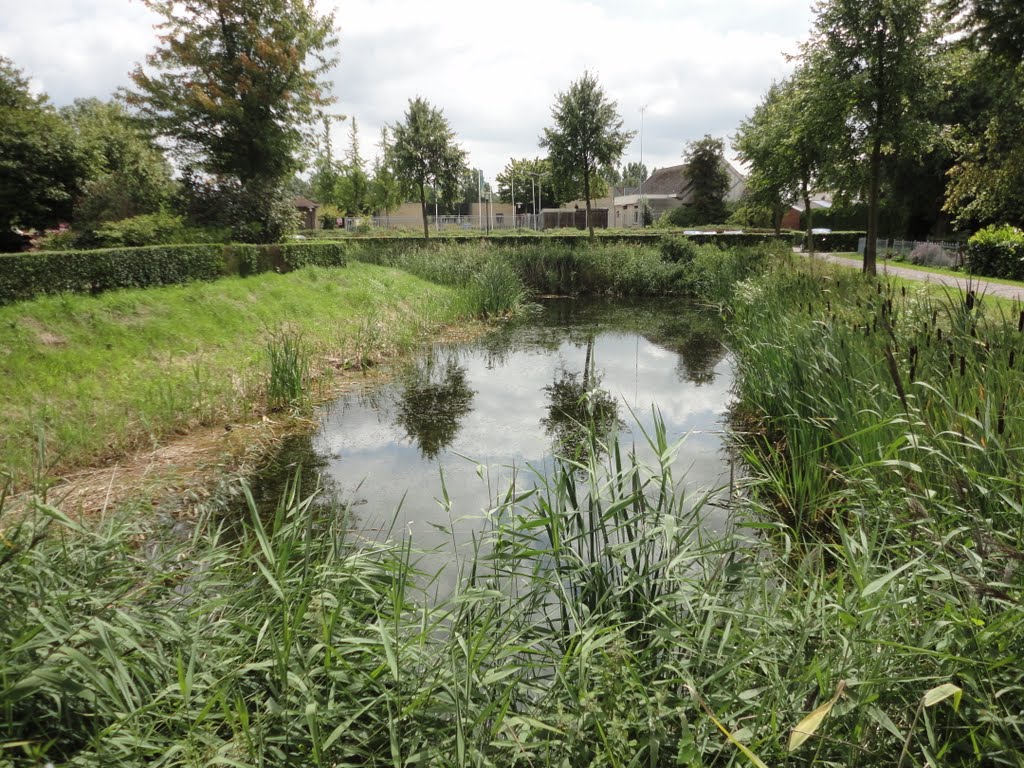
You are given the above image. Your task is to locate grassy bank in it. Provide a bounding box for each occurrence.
[0,263,478,489]
[7,248,1020,766]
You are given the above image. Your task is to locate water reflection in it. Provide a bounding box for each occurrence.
[541,336,623,462]
[394,352,475,459]
[246,297,736,591]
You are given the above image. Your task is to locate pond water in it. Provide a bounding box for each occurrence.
[249,297,737,589]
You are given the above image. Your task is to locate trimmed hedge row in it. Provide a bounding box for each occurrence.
[0,242,350,305]
[964,226,1024,280]
[803,231,866,253]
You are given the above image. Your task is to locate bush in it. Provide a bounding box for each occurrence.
[805,231,865,253]
[0,241,350,305]
[659,235,699,264]
[965,224,1024,279]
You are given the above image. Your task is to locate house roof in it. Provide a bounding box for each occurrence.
[294,196,319,210]
[642,164,688,196]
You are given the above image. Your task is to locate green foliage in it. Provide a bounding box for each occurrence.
[801,0,940,272]
[494,157,560,211]
[390,97,468,238]
[0,56,87,233]
[368,126,404,217]
[807,230,866,252]
[89,212,223,248]
[465,259,527,318]
[0,240,353,304]
[125,0,338,243]
[655,205,697,228]
[965,224,1024,278]
[265,331,310,410]
[659,235,700,264]
[60,98,175,231]
[682,135,730,225]
[540,71,635,237]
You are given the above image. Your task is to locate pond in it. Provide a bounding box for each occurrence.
[249,297,737,589]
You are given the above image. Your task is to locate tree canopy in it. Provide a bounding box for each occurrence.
[0,57,87,239]
[682,136,730,225]
[800,0,939,273]
[125,0,338,242]
[540,72,634,238]
[390,97,468,238]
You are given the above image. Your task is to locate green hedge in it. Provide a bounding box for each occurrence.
[0,241,350,305]
[965,225,1024,280]
[804,231,865,253]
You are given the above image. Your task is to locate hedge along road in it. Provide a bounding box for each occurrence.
[808,251,1024,302]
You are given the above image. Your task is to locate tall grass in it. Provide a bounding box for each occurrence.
[265,331,311,411]
[3,411,1022,766]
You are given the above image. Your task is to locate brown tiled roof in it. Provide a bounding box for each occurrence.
[294,196,319,209]
[642,164,688,196]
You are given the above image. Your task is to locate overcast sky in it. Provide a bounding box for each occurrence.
[0,0,817,183]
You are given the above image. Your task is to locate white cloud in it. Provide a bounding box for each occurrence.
[1,0,815,181]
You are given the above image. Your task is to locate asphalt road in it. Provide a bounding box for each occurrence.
[808,252,1024,302]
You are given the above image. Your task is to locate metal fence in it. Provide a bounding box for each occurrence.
[343,214,543,233]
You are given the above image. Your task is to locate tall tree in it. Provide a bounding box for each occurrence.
[337,117,370,215]
[61,99,175,231]
[540,71,635,238]
[390,97,468,239]
[682,135,730,225]
[124,0,338,242]
[495,157,560,212]
[734,67,838,249]
[0,57,85,240]
[801,0,939,274]
[369,126,403,219]
[620,162,648,188]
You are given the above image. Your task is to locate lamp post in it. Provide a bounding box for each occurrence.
[639,104,647,228]
[528,171,544,231]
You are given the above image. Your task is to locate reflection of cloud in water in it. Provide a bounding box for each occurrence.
[290,298,736,589]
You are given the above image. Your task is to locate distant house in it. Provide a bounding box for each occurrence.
[561,162,748,228]
[780,196,832,230]
[294,196,320,229]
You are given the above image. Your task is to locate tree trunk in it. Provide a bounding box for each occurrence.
[420,181,429,240]
[864,135,882,276]
[584,170,594,240]
[803,180,814,262]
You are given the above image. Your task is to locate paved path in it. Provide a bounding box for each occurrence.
[810,252,1024,302]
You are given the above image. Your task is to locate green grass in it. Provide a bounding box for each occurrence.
[2,254,1023,766]
[0,263,474,487]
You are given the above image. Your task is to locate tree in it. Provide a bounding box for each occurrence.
[621,162,648,188]
[60,99,175,232]
[0,57,85,239]
[734,68,838,250]
[337,117,370,215]
[124,0,338,242]
[369,127,403,219]
[495,157,561,213]
[540,72,635,238]
[801,0,939,274]
[682,136,730,225]
[390,97,468,238]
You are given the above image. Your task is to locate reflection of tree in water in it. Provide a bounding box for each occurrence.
[394,352,475,459]
[238,433,350,525]
[675,328,725,385]
[542,336,623,462]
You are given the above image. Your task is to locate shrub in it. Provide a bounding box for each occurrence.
[965,224,1024,279]
[659,235,699,264]
[909,242,961,268]
[806,231,865,253]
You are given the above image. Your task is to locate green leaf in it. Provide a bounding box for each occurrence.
[923,683,962,711]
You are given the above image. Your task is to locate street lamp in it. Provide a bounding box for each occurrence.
[639,104,647,228]
[527,171,544,231]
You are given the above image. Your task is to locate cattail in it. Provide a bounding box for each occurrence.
[901,286,906,297]
[998,402,1006,435]
[960,356,966,376]
[949,352,955,369]
[1010,349,1016,368]
[966,291,975,311]
[937,327,943,341]
[1018,310,1024,333]
[826,300,831,312]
